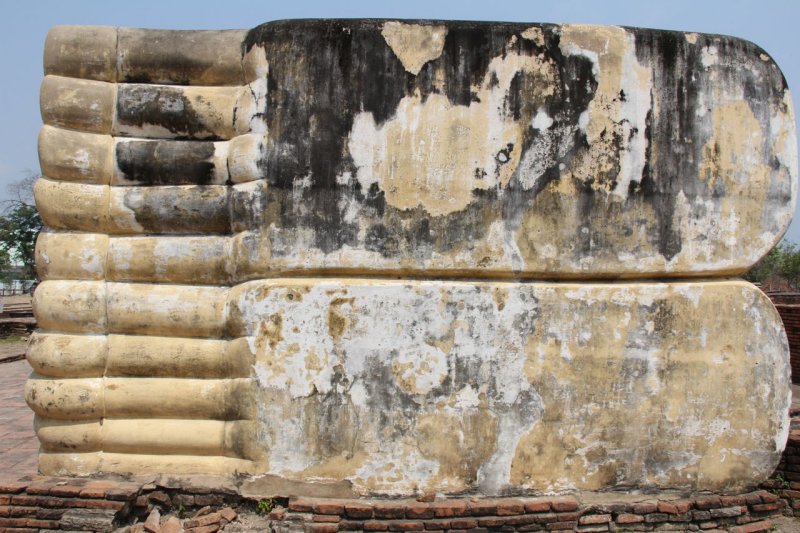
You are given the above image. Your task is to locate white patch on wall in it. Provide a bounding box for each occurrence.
[347,48,557,216]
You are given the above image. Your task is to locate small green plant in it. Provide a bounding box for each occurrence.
[256,498,275,514]
[174,503,186,518]
[775,473,790,489]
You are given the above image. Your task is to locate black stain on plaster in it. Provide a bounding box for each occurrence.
[116,85,223,140]
[116,140,217,185]
[236,20,791,270]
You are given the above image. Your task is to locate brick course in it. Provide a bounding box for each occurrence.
[5,432,800,532]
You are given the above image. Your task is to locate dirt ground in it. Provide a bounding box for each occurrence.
[0,294,31,359]
[776,516,800,532]
[0,336,28,360]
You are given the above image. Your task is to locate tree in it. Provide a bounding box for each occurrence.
[745,239,800,290]
[0,176,43,280]
[744,243,784,284]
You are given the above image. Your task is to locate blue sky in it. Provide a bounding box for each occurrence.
[4,0,800,242]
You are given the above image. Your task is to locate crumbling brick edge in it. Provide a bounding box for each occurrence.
[0,478,784,533]
[4,429,800,533]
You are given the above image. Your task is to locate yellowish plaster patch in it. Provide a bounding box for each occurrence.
[521,26,545,46]
[348,48,556,216]
[381,21,447,75]
[700,100,770,253]
[558,25,652,197]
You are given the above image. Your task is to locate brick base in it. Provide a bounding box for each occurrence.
[272,493,777,533]
[0,479,785,533]
[8,431,800,532]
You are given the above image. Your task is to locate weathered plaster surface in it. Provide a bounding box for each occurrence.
[239,20,796,277]
[28,21,796,495]
[37,21,797,277]
[228,279,789,495]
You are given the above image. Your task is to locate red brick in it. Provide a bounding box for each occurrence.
[432,500,468,518]
[449,518,477,529]
[36,496,66,508]
[615,513,644,524]
[0,483,26,494]
[0,518,28,527]
[631,501,657,514]
[728,519,774,533]
[388,520,424,531]
[7,497,34,507]
[496,499,525,515]
[314,515,342,523]
[83,498,127,510]
[289,497,315,512]
[363,520,389,531]
[720,495,746,507]
[0,495,9,505]
[693,510,711,521]
[345,503,374,519]
[782,489,800,498]
[550,496,578,512]
[416,491,435,503]
[79,480,116,498]
[546,520,577,530]
[24,482,52,496]
[48,485,84,498]
[24,518,59,529]
[468,500,497,516]
[269,507,287,520]
[709,506,744,518]
[35,508,64,520]
[673,499,693,513]
[308,524,339,533]
[759,491,779,503]
[693,496,722,510]
[184,512,221,528]
[374,502,406,519]
[338,519,364,530]
[105,485,140,500]
[405,503,433,519]
[579,514,610,525]
[750,503,780,512]
[555,512,580,522]
[79,488,110,499]
[219,507,237,522]
[657,501,678,514]
[147,490,171,507]
[531,512,559,524]
[502,514,539,526]
[315,501,346,515]
[744,493,763,505]
[476,516,505,527]
[5,508,35,517]
[422,519,450,529]
[524,499,551,513]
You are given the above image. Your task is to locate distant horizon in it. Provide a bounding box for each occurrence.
[4,0,800,247]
